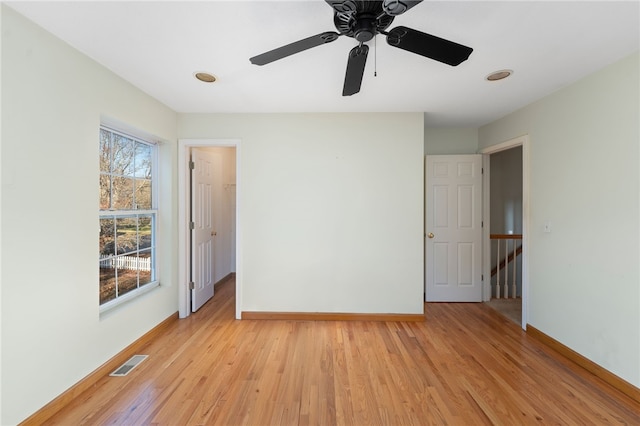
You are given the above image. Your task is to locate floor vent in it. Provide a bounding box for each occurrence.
[110,355,148,377]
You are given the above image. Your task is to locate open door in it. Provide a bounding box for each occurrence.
[425,155,483,302]
[191,149,221,311]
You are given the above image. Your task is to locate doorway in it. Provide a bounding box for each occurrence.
[486,146,523,324]
[190,147,236,312]
[178,139,241,319]
[481,135,530,329]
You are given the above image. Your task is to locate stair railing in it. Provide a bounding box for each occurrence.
[490,234,522,299]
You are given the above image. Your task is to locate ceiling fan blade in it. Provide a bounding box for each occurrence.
[250,31,340,65]
[325,1,357,14]
[386,26,472,66]
[382,0,423,16]
[342,44,369,96]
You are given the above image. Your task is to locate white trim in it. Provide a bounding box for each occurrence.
[479,137,525,155]
[482,154,491,302]
[178,139,242,320]
[479,135,530,330]
[99,281,160,314]
[100,125,158,148]
[100,115,165,146]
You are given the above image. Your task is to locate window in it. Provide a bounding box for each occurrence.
[99,126,158,309]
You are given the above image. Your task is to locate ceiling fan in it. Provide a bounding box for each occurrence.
[249,0,473,96]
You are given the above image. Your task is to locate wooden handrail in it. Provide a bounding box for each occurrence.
[490,234,522,240]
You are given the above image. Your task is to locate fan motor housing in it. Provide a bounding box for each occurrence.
[332,1,394,41]
[353,14,377,42]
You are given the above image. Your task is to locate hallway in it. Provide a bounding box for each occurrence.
[485,298,522,325]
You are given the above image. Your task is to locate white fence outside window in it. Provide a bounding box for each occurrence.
[99,255,151,271]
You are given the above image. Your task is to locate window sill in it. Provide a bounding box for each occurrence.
[99,281,160,315]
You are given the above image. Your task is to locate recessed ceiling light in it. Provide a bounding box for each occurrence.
[486,70,513,81]
[194,72,217,83]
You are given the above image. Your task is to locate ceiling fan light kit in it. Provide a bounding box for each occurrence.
[249,0,473,96]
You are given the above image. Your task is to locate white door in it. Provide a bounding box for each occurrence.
[425,155,483,302]
[191,149,220,311]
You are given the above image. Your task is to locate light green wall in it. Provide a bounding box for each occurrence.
[424,126,478,154]
[1,7,179,424]
[2,3,638,424]
[479,52,640,387]
[179,113,425,315]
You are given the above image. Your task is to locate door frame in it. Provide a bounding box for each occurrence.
[178,138,242,319]
[479,135,530,330]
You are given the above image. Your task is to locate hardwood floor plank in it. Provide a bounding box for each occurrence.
[37,278,640,425]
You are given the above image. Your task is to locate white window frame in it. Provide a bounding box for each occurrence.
[99,125,159,313]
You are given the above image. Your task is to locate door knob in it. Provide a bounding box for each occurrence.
[211,231,217,236]
[427,232,434,239]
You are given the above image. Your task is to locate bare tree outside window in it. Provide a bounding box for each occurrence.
[99,127,157,306]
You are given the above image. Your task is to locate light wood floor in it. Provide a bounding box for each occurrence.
[45,279,639,425]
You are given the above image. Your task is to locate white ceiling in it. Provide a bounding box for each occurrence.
[6,1,640,127]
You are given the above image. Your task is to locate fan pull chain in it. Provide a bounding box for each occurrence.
[374,36,377,77]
